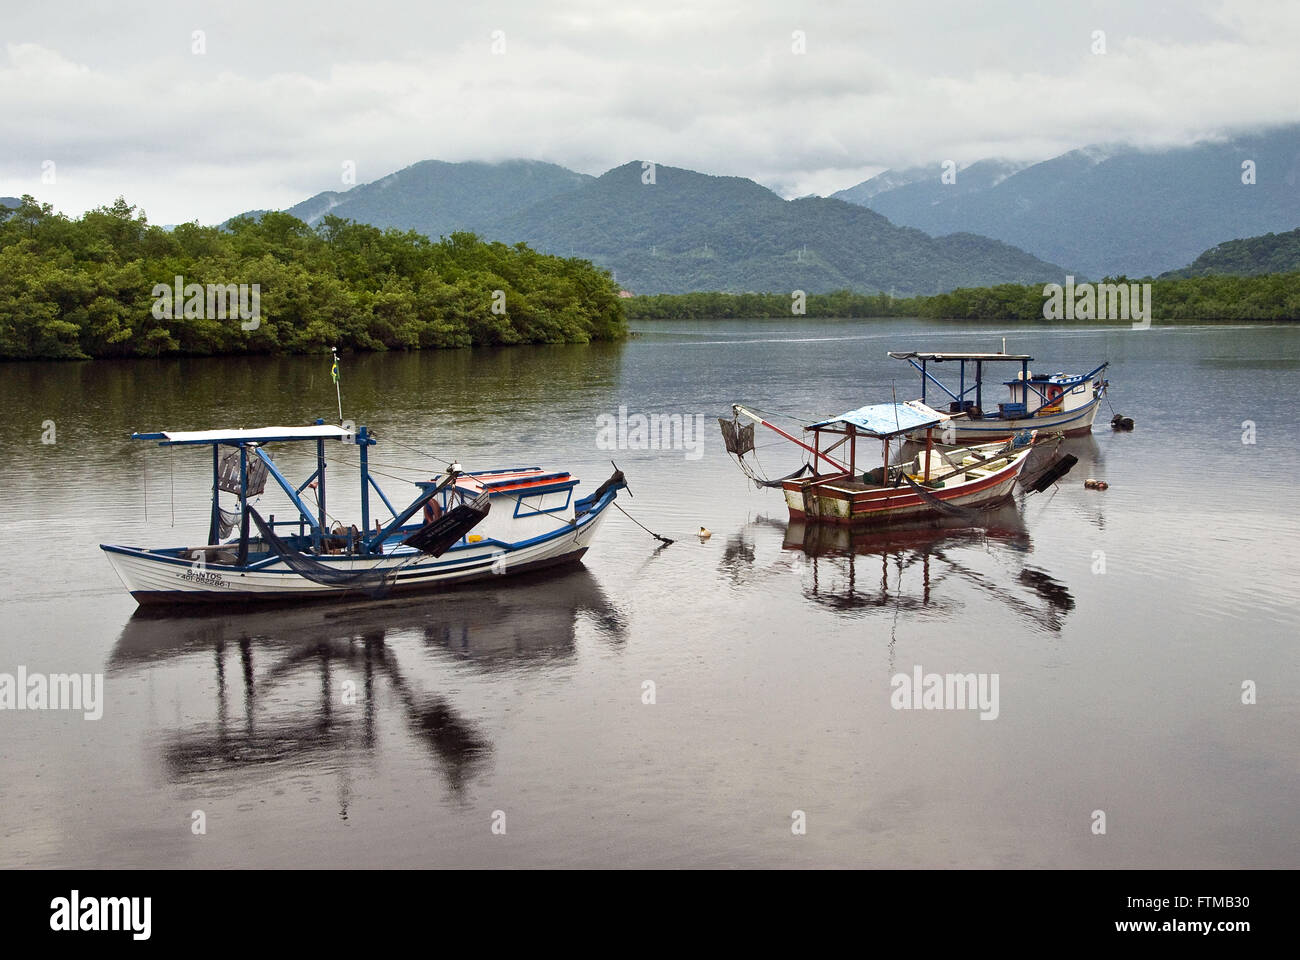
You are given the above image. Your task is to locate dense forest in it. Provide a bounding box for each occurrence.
[1163,227,1300,278]
[626,273,1300,321]
[0,196,626,360]
[4,193,1295,363]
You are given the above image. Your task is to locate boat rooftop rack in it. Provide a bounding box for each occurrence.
[887,351,1033,362]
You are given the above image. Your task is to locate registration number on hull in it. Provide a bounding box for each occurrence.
[178,569,229,588]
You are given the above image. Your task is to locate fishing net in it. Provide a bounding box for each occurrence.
[752,462,813,488]
[247,507,397,597]
[720,417,813,489]
[718,418,755,457]
[216,506,240,539]
[900,473,985,521]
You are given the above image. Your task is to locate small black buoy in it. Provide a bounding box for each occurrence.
[1111,414,1134,431]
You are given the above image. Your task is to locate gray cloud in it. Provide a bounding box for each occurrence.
[2,0,1297,223]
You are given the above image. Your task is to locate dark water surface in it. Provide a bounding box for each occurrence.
[1,318,1297,868]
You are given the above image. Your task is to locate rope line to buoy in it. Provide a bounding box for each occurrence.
[613,502,674,546]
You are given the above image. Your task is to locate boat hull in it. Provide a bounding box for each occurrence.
[908,393,1104,443]
[782,448,1030,527]
[101,489,616,607]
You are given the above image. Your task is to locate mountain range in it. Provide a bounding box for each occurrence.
[231,161,1062,295]
[834,126,1300,278]
[216,124,1300,292]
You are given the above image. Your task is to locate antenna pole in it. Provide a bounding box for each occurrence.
[331,347,343,423]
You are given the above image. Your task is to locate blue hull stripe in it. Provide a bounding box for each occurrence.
[101,485,621,576]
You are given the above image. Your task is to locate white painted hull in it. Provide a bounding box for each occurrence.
[102,503,612,606]
[909,394,1104,443]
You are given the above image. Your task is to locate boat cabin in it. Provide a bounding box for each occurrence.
[801,400,954,486]
[888,351,1108,421]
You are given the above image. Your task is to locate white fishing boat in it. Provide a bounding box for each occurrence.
[100,423,626,606]
[889,351,1110,442]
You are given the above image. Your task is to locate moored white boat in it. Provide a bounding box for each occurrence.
[889,351,1110,442]
[100,424,626,606]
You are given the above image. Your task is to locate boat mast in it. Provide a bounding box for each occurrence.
[316,436,328,542]
[236,444,250,566]
[208,444,221,545]
[359,425,371,544]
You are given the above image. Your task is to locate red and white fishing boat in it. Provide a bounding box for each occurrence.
[721,400,1070,528]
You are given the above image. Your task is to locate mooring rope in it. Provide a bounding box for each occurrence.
[387,437,457,468]
[613,502,674,546]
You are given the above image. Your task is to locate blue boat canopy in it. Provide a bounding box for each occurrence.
[805,401,950,438]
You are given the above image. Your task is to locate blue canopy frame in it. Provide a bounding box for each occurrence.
[888,352,1109,418]
[133,419,440,557]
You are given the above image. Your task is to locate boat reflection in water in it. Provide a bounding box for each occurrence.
[783,506,1074,630]
[109,568,625,809]
[721,503,1074,632]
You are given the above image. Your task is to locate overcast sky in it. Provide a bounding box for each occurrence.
[3,0,1298,224]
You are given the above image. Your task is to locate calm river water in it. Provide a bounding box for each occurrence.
[1,317,1296,868]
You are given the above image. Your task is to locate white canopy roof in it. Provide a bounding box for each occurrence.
[889,351,1033,362]
[136,425,355,445]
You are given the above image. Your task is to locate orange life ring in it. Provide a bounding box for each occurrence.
[1041,384,1064,415]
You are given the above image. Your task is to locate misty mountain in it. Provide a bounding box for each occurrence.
[231,160,1064,295]
[494,162,1063,295]
[833,127,1300,278]
[834,159,1029,206]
